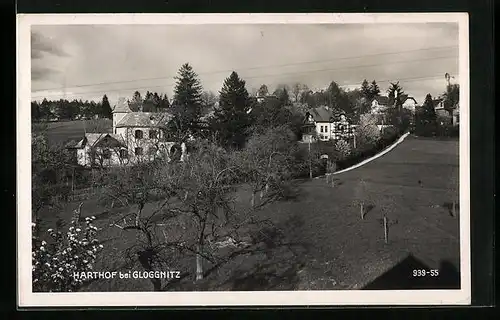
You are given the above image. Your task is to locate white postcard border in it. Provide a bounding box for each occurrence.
[17,13,471,307]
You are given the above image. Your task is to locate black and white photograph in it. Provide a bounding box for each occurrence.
[17,13,470,306]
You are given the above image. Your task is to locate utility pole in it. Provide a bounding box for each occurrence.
[353,129,356,149]
[308,137,312,179]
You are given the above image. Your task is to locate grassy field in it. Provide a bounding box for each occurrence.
[34,119,113,147]
[36,135,460,291]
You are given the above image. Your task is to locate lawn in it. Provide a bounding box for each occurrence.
[36,135,460,291]
[34,119,113,147]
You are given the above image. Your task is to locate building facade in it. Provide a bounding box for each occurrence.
[301,106,354,143]
[67,98,181,167]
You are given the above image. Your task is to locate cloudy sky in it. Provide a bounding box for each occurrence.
[31,23,459,106]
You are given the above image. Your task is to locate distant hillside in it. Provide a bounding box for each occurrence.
[33,119,113,147]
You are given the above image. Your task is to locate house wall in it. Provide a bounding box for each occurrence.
[76,125,182,167]
[402,100,417,112]
[315,122,332,141]
[112,112,128,133]
[77,148,88,167]
[371,100,386,114]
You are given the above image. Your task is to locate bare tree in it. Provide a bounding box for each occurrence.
[232,126,299,208]
[291,83,301,102]
[98,136,296,290]
[354,179,369,220]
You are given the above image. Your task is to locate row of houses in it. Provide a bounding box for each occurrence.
[299,94,459,143]
[66,93,459,167]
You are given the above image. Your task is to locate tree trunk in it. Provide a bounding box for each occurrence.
[383,216,388,244]
[135,203,144,227]
[251,191,255,208]
[196,244,203,281]
[360,203,364,220]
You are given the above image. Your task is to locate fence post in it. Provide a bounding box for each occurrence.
[383,215,388,244]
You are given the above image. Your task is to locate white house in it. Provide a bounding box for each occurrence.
[434,99,459,126]
[370,96,390,115]
[400,95,419,112]
[301,106,354,143]
[370,94,418,114]
[67,98,181,167]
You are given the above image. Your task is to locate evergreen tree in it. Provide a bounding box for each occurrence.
[213,71,252,149]
[132,91,142,103]
[101,94,112,119]
[278,86,290,106]
[129,91,143,111]
[360,79,371,100]
[171,63,204,140]
[387,82,405,107]
[443,83,459,116]
[369,80,380,98]
[386,82,406,129]
[31,101,41,121]
[257,84,269,97]
[415,93,437,136]
[151,92,161,111]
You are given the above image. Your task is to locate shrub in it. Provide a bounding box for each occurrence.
[32,216,103,292]
[355,114,381,151]
[334,139,351,160]
[326,161,337,174]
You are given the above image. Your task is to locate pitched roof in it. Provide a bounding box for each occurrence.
[401,95,418,105]
[68,133,126,149]
[115,112,173,128]
[306,106,334,122]
[112,97,132,113]
[373,96,390,105]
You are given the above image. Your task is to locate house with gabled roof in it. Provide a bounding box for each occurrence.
[301,106,354,143]
[370,95,419,114]
[432,98,459,126]
[67,97,180,167]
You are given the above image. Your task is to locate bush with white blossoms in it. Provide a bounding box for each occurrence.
[32,216,103,292]
[334,139,352,160]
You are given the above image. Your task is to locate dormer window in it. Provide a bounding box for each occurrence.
[135,130,143,139]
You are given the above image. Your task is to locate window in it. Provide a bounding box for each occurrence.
[320,126,324,133]
[324,125,328,132]
[119,149,128,159]
[135,130,143,139]
[149,130,158,139]
[102,149,111,159]
[135,147,143,156]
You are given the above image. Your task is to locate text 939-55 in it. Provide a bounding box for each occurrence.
[412,269,439,277]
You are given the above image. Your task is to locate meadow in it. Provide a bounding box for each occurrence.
[36,134,461,291]
[33,119,113,147]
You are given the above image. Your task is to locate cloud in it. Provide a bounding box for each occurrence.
[31,66,62,81]
[31,31,69,59]
[30,23,460,102]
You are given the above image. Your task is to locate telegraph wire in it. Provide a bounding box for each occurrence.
[32,45,458,93]
[32,74,451,102]
[32,55,457,99]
